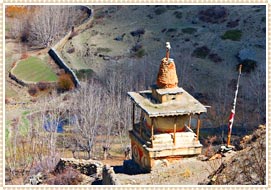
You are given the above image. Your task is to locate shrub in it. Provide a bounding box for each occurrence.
[45,167,83,185]
[57,74,75,92]
[21,53,29,59]
[221,30,242,41]
[198,6,228,24]
[192,46,210,59]
[37,82,49,91]
[182,27,197,34]
[6,6,28,18]
[97,47,112,53]
[75,69,94,80]
[28,85,38,96]
[135,48,146,58]
[154,6,167,15]
[165,28,178,37]
[208,53,223,63]
[130,28,145,37]
[173,11,182,19]
[226,20,239,28]
[237,59,257,73]
[67,48,75,54]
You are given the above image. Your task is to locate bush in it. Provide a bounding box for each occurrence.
[28,85,38,96]
[45,167,83,185]
[198,6,228,24]
[173,11,182,19]
[57,74,75,92]
[237,59,257,73]
[21,53,29,59]
[208,53,223,63]
[135,48,146,58]
[97,47,112,53]
[130,28,145,37]
[37,82,49,91]
[192,46,210,59]
[67,48,75,54]
[75,69,94,80]
[182,27,197,34]
[221,30,242,41]
[154,6,167,15]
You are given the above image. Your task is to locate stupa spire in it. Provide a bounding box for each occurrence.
[156,42,178,89]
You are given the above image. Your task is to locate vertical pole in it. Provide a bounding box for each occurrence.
[151,118,154,148]
[140,111,143,136]
[166,49,170,61]
[227,64,242,147]
[227,131,231,146]
[188,115,191,128]
[173,117,176,145]
[132,103,135,128]
[196,114,201,141]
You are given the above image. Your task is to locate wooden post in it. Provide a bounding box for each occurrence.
[132,103,135,128]
[151,118,154,148]
[196,114,201,140]
[227,131,231,147]
[173,117,177,145]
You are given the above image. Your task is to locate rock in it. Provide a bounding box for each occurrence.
[54,158,103,178]
[102,164,120,185]
[103,55,110,61]
[28,172,44,185]
[237,48,257,62]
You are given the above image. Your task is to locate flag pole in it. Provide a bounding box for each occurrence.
[227,64,242,147]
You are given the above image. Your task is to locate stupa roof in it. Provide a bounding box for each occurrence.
[127,87,207,117]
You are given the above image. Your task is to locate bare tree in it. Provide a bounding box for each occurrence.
[69,80,104,159]
[27,6,83,47]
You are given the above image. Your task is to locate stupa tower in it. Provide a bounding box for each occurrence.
[127,42,207,171]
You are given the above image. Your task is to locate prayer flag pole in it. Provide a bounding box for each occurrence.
[227,64,242,147]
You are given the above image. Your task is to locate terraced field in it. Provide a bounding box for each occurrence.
[12,56,58,83]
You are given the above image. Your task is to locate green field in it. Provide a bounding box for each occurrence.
[12,56,58,82]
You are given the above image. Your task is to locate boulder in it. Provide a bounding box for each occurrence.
[102,164,120,185]
[54,158,103,178]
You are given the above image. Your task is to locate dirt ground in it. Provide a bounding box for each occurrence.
[112,156,227,185]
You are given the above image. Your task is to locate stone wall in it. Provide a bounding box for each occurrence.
[54,158,103,178]
[48,48,81,88]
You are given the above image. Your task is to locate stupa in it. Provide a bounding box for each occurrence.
[127,42,207,172]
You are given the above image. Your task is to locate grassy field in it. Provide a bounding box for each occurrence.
[12,56,58,83]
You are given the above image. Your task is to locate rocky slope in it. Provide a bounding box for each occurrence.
[205,125,266,185]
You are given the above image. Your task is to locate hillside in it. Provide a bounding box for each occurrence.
[59,5,266,134]
[203,125,266,185]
